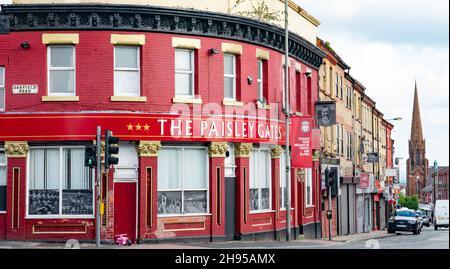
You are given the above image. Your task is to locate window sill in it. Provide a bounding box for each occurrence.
[42,96,79,102]
[223,100,244,107]
[25,215,95,219]
[172,97,203,104]
[0,211,6,214]
[157,213,212,218]
[295,112,304,116]
[110,96,147,102]
[250,210,275,214]
[257,102,271,110]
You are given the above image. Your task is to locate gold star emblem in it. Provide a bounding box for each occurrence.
[127,123,134,131]
[135,123,142,131]
[144,124,150,131]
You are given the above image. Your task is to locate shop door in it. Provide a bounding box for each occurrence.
[348,185,356,234]
[364,197,371,232]
[225,177,236,240]
[340,184,349,235]
[114,181,137,242]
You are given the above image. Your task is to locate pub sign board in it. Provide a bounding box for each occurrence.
[315,101,336,127]
[367,152,379,163]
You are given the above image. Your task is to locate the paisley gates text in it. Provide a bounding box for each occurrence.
[158,119,283,140]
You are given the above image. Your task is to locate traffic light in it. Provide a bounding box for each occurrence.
[326,168,335,188]
[104,130,119,169]
[85,145,97,168]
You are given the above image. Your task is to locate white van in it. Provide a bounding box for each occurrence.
[434,200,449,230]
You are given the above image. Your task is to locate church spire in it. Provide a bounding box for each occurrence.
[410,80,423,141]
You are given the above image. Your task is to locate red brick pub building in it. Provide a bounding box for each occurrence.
[0,3,325,243]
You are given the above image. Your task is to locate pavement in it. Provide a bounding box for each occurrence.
[0,229,399,249]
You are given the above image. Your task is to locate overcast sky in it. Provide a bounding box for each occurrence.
[298,0,449,183]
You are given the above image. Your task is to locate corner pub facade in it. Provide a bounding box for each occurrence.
[0,0,325,243]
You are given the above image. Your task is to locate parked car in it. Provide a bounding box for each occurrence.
[387,208,421,235]
[416,210,430,227]
[434,200,449,230]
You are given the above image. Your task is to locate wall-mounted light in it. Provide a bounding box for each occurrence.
[20,41,30,49]
[247,76,253,85]
[209,48,219,55]
[305,69,312,78]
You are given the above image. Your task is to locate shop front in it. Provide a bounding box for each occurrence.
[0,113,322,242]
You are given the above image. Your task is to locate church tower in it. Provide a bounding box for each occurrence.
[406,81,428,197]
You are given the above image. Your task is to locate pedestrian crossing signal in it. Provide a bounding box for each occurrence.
[84,145,97,168]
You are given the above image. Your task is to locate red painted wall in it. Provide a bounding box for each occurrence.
[0,29,320,241]
[0,31,318,117]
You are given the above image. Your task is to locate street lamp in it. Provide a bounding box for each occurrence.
[433,160,438,204]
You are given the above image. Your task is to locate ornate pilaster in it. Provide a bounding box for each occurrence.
[4,142,29,158]
[312,150,320,162]
[234,143,253,158]
[137,141,161,157]
[208,142,228,158]
[270,145,283,159]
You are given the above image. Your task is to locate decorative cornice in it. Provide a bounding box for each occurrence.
[270,145,283,159]
[0,4,325,69]
[5,141,29,157]
[234,143,253,158]
[208,142,228,158]
[137,141,161,157]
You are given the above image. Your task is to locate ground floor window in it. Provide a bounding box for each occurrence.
[0,150,6,212]
[250,147,271,211]
[28,147,93,217]
[305,168,313,207]
[157,146,209,215]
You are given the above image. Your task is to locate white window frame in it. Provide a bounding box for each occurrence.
[250,147,272,213]
[0,67,4,111]
[0,149,6,213]
[305,168,313,207]
[175,49,195,98]
[114,46,141,97]
[157,146,209,217]
[224,53,236,101]
[279,150,286,210]
[47,45,76,96]
[257,59,264,102]
[339,75,343,98]
[26,146,95,219]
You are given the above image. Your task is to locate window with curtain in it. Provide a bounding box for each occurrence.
[335,73,339,98]
[175,49,195,98]
[0,150,6,211]
[279,150,286,210]
[48,46,75,96]
[224,53,236,100]
[114,46,140,97]
[305,168,313,207]
[0,67,4,110]
[157,147,208,215]
[250,148,271,211]
[28,147,93,216]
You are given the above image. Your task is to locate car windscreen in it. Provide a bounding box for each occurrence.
[397,211,415,217]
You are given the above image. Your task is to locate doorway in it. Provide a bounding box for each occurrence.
[225,177,236,240]
[114,181,137,242]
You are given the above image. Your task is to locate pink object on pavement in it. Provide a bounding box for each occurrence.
[115,234,132,246]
